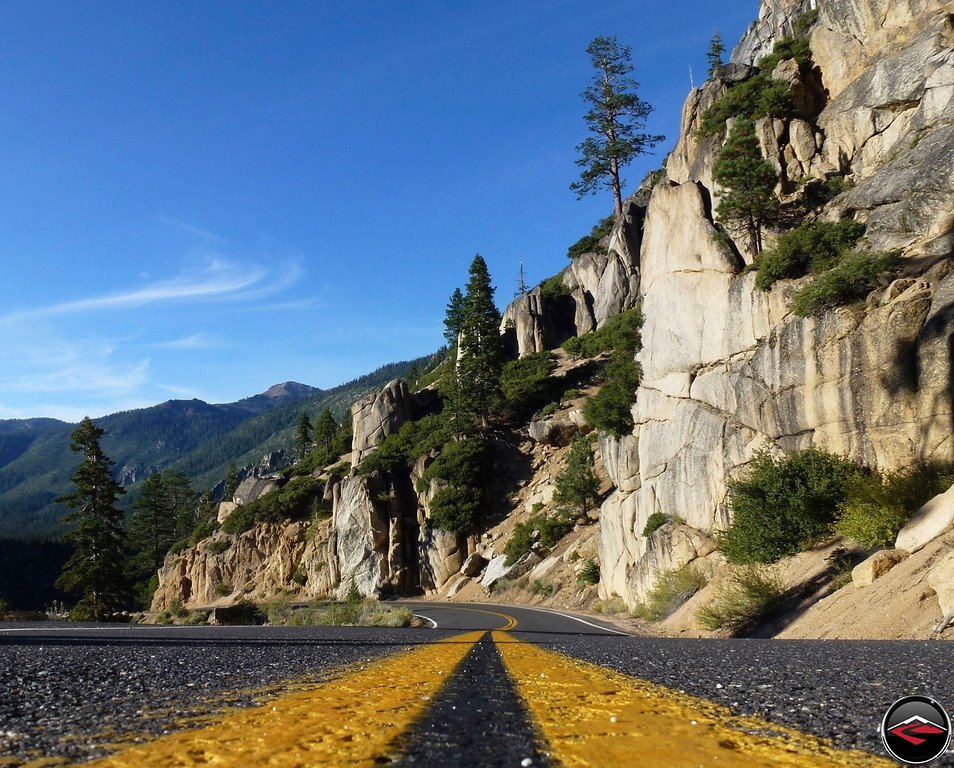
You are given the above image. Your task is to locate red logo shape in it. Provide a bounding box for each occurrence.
[888,717,946,746]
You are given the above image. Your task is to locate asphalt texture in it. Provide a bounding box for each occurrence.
[392,634,551,767]
[0,623,455,764]
[0,604,951,767]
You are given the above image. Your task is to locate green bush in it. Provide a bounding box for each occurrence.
[578,559,600,586]
[642,511,670,537]
[539,402,559,417]
[500,352,558,421]
[562,308,643,358]
[720,447,858,564]
[291,563,307,586]
[420,438,491,535]
[561,389,580,401]
[583,352,642,436]
[634,564,707,621]
[567,215,615,260]
[538,273,571,301]
[222,476,324,535]
[755,220,866,290]
[429,486,483,536]
[359,414,453,476]
[208,539,231,555]
[698,36,812,138]
[835,464,954,548]
[530,579,558,597]
[696,567,785,633]
[505,519,536,565]
[792,250,902,316]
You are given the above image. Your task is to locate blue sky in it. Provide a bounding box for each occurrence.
[0,1,756,421]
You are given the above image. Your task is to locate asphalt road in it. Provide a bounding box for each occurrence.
[0,604,950,766]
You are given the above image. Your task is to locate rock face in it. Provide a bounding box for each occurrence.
[596,0,954,609]
[501,193,647,357]
[350,379,416,465]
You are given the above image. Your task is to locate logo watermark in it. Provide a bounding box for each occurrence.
[881,695,951,765]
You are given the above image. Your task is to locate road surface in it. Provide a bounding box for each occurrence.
[0,602,950,766]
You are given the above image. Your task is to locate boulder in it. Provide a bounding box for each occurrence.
[350,379,415,465]
[446,576,470,597]
[233,476,281,507]
[480,552,540,591]
[420,527,465,591]
[460,552,487,578]
[528,416,578,446]
[216,501,238,524]
[896,483,954,553]
[851,549,907,587]
[927,550,954,630]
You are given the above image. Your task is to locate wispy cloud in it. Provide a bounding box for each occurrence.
[151,333,218,350]
[159,215,227,244]
[1,256,303,322]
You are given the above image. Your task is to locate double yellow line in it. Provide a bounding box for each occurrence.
[81,612,892,767]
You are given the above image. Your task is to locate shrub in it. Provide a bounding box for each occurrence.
[562,308,643,358]
[538,273,571,301]
[291,563,307,586]
[698,35,812,138]
[561,389,580,401]
[539,402,559,417]
[505,518,537,565]
[359,414,453,476]
[792,250,902,316]
[500,352,558,420]
[634,564,708,621]
[213,583,232,597]
[755,220,866,290]
[222,475,324,535]
[696,567,785,633]
[421,437,491,535]
[578,559,600,586]
[538,511,575,547]
[836,464,954,548]
[208,540,231,555]
[720,447,858,564]
[429,486,483,536]
[583,353,642,436]
[567,215,615,259]
[554,434,601,517]
[642,511,670,537]
[530,579,558,597]
[594,597,627,614]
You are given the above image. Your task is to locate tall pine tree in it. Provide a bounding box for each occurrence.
[55,417,129,620]
[455,254,504,428]
[163,469,196,541]
[295,409,312,460]
[554,434,601,518]
[314,408,337,457]
[571,36,665,217]
[714,117,779,255]
[707,31,726,78]
[128,472,174,576]
[443,288,466,347]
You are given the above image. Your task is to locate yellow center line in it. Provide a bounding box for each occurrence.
[440,606,518,630]
[492,632,895,767]
[81,631,485,767]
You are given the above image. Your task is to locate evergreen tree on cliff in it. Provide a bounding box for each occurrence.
[314,407,337,456]
[455,254,503,429]
[554,434,601,518]
[707,31,726,77]
[443,288,466,347]
[295,409,312,460]
[129,472,174,576]
[714,116,779,255]
[55,417,130,620]
[571,36,665,218]
[163,469,196,541]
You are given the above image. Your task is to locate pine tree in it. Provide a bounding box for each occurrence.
[707,31,726,78]
[128,472,174,575]
[295,409,312,460]
[443,288,466,347]
[55,417,129,620]
[515,257,528,297]
[224,463,239,501]
[554,434,601,518]
[314,408,337,457]
[571,36,665,217]
[163,469,196,541]
[714,117,779,255]
[455,254,504,428]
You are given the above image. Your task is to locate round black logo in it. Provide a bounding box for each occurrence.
[881,695,951,765]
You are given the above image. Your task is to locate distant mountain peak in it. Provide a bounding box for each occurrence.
[262,382,316,399]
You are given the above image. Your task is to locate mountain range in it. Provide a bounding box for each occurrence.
[0,356,431,539]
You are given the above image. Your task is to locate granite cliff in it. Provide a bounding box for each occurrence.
[152,0,954,634]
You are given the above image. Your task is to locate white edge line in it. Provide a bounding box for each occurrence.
[510,605,631,636]
[413,614,438,629]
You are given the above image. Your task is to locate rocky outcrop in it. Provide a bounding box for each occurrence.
[350,379,416,465]
[596,0,954,609]
[501,193,647,357]
[151,520,336,611]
